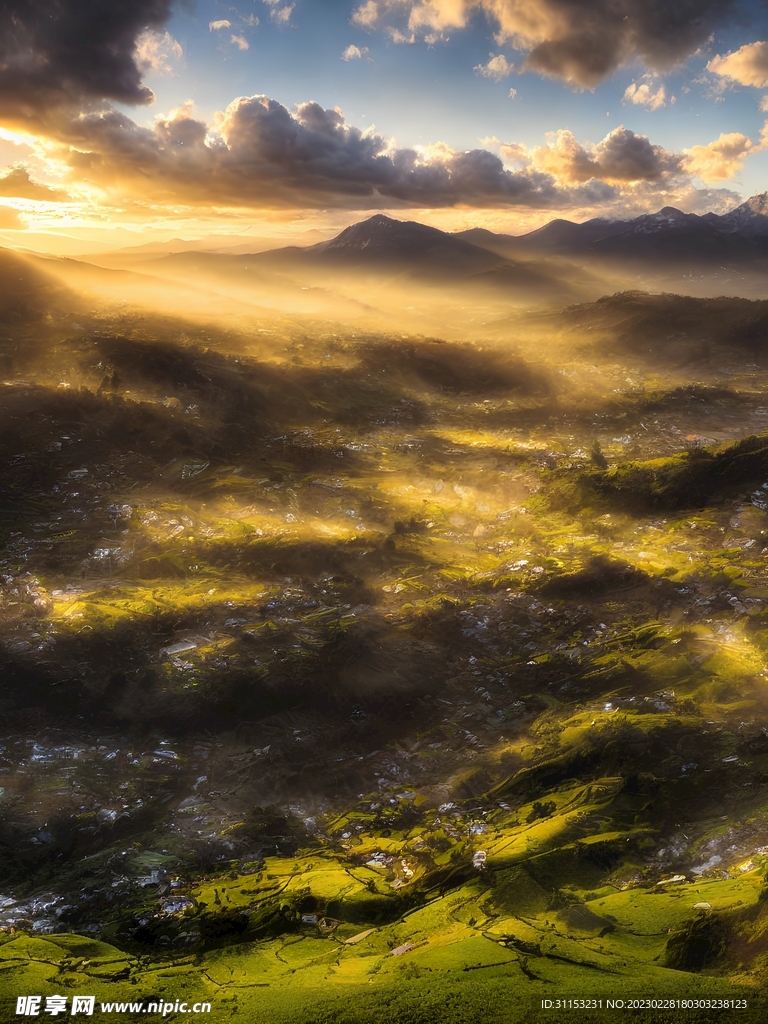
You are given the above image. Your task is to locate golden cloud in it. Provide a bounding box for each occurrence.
[623,82,667,111]
[682,128,766,181]
[531,126,681,183]
[20,96,763,220]
[474,54,515,80]
[0,165,70,201]
[707,41,768,89]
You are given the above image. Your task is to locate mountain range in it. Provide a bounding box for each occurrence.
[457,193,768,264]
[31,192,768,280]
[193,192,768,293]
[95,212,593,309]
[21,191,768,321]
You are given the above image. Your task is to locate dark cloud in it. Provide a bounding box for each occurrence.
[0,0,174,123]
[532,126,682,183]
[0,165,69,200]
[355,0,745,87]
[592,127,681,181]
[220,98,560,205]
[521,0,740,86]
[58,96,584,210]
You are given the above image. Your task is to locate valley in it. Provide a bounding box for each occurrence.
[2,203,768,1021]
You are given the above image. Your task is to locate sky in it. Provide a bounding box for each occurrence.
[1,0,768,251]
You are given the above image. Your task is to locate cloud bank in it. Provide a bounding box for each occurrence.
[682,129,767,180]
[40,96,759,217]
[56,97,568,209]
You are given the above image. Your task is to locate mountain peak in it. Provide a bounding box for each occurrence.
[717,192,768,236]
[307,214,482,262]
[322,214,447,251]
[298,213,509,276]
[740,192,768,213]
[631,206,694,233]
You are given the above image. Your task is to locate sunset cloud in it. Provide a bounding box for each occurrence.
[55,96,566,210]
[0,0,761,233]
[352,1,380,28]
[682,128,767,181]
[623,81,667,110]
[0,205,25,229]
[708,41,768,89]
[33,91,759,223]
[0,165,69,201]
[264,1,295,27]
[351,0,739,87]
[530,126,681,184]
[474,54,514,81]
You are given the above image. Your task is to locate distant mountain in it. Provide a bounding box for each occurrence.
[586,207,768,263]
[461,193,768,267]
[716,193,768,236]
[457,218,627,258]
[80,231,329,269]
[80,194,768,309]
[142,214,584,298]
[267,214,507,277]
[627,206,701,234]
